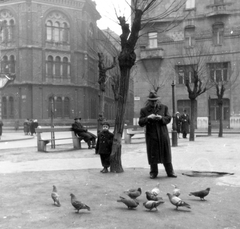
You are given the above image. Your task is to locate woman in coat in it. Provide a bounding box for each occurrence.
[138,92,177,179]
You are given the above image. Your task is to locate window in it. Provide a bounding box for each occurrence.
[62,57,69,78]
[55,56,61,77]
[184,27,195,47]
[186,0,195,9]
[148,32,158,49]
[209,62,228,82]
[177,65,195,85]
[0,10,15,43]
[213,23,224,45]
[48,96,70,118]
[214,0,224,4]
[45,12,69,44]
[210,99,230,121]
[47,56,54,77]
[9,55,15,73]
[1,96,14,119]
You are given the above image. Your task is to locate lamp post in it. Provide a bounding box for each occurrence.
[0,73,16,120]
[208,96,212,136]
[171,80,178,146]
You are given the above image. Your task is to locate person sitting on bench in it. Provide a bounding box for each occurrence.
[72,117,97,149]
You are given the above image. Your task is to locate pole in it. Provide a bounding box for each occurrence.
[171,80,178,146]
[208,96,212,136]
[50,96,55,148]
[0,90,2,120]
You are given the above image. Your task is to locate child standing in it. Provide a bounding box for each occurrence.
[95,122,114,173]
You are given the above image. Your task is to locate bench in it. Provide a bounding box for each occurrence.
[35,127,84,152]
[124,125,145,144]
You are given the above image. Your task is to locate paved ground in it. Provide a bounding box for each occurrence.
[0,129,240,228]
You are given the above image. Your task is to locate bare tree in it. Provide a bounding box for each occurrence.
[209,62,239,137]
[173,43,214,141]
[109,0,187,173]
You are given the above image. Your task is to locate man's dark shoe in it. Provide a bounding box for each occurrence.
[101,168,108,173]
[168,174,177,178]
[150,174,157,179]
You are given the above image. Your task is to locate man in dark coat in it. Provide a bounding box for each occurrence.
[138,92,177,179]
[180,109,190,138]
[95,121,114,173]
[72,118,97,149]
[0,119,3,140]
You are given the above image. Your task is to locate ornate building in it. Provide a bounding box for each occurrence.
[0,0,134,126]
[134,0,240,129]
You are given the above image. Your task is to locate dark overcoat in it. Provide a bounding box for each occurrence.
[180,114,190,134]
[138,104,172,165]
[72,122,97,141]
[95,130,114,155]
[0,120,3,136]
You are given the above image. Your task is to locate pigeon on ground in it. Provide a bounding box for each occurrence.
[145,191,164,202]
[172,184,181,197]
[51,185,61,207]
[70,193,90,213]
[189,188,210,200]
[143,200,164,211]
[123,188,142,199]
[117,196,139,209]
[166,193,191,210]
[151,183,161,196]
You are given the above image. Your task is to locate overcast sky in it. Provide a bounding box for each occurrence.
[94,0,131,35]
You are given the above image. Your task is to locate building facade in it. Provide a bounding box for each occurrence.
[134,0,240,129]
[0,0,134,126]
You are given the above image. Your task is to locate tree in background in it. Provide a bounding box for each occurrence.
[173,43,214,141]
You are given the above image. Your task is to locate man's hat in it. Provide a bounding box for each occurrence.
[101,121,110,127]
[74,117,81,121]
[147,91,159,101]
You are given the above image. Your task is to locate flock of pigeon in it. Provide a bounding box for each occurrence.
[51,183,210,213]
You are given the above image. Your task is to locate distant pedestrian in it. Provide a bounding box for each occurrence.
[0,119,3,140]
[180,109,190,139]
[23,119,30,135]
[138,91,177,179]
[95,121,114,173]
[175,112,182,138]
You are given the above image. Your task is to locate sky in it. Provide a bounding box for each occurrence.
[93,0,131,35]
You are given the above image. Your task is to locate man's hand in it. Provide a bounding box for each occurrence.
[155,114,162,120]
[147,114,156,119]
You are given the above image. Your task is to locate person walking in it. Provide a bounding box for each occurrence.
[180,109,190,139]
[0,119,3,140]
[72,117,97,149]
[138,91,177,179]
[95,121,114,173]
[175,111,182,138]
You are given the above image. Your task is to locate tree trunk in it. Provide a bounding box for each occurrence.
[97,90,105,134]
[189,99,195,141]
[110,67,131,173]
[218,102,223,137]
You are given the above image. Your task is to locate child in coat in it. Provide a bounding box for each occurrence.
[95,121,114,173]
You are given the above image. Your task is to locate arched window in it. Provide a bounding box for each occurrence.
[55,97,62,117]
[46,21,53,41]
[62,57,68,78]
[62,22,69,43]
[47,56,54,77]
[63,97,70,117]
[2,20,8,42]
[9,55,15,73]
[1,96,14,119]
[1,56,8,73]
[55,56,61,77]
[54,22,60,42]
[9,19,14,40]
[88,23,94,47]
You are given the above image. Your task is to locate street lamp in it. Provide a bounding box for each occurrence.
[171,80,178,146]
[0,73,16,119]
[208,96,212,136]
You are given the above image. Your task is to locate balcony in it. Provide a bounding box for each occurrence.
[206,3,232,17]
[139,48,164,60]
